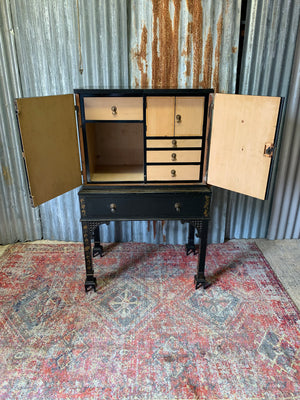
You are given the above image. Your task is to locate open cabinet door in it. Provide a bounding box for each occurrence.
[207,94,282,200]
[16,94,82,207]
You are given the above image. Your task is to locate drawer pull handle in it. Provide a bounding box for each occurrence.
[176,114,181,123]
[171,153,177,161]
[174,202,181,212]
[172,139,177,148]
[110,203,117,213]
[171,169,176,177]
[111,105,117,115]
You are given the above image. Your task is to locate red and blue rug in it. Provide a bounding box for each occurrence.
[0,241,299,399]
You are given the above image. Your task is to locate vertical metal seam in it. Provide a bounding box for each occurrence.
[7,0,23,97]
[76,0,84,74]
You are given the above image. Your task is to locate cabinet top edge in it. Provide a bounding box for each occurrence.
[78,185,212,195]
[73,88,215,96]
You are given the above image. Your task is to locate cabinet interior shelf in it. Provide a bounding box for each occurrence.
[90,165,144,182]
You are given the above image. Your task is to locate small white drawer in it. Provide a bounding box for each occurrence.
[147,165,200,181]
[84,97,143,120]
[147,150,201,163]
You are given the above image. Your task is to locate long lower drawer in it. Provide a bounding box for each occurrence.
[79,187,211,220]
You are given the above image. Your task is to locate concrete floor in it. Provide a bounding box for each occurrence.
[255,239,300,310]
[1,239,299,309]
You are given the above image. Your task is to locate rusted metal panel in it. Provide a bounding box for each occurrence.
[129,0,241,244]
[130,0,241,92]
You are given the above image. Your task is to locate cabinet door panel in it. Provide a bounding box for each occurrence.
[16,94,81,207]
[175,97,205,136]
[207,93,281,200]
[146,97,175,136]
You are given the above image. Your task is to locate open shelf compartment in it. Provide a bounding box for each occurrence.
[85,122,144,182]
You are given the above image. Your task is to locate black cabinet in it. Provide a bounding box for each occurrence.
[15,89,283,291]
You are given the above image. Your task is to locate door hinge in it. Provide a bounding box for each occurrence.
[264,143,274,157]
[208,102,214,120]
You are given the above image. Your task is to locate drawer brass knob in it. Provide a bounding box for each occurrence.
[111,105,117,115]
[176,114,181,123]
[172,139,177,147]
[174,202,181,212]
[110,203,117,213]
[171,153,176,161]
[171,169,176,177]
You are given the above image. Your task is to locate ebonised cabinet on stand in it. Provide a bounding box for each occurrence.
[15,89,283,292]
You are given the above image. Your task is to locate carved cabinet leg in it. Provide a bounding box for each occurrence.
[82,222,97,292]
[195,221,211,289]
[186,223,196,255]
[189,220,211,290]
[93,225,104,257]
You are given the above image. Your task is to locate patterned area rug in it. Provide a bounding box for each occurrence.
[0,241,299,400]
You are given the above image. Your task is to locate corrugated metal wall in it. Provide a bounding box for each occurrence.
[0,1,41,244]
[6,0,130,243]
[0,0,299,245]
[225,0,300,241]
[268,24,300,239]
